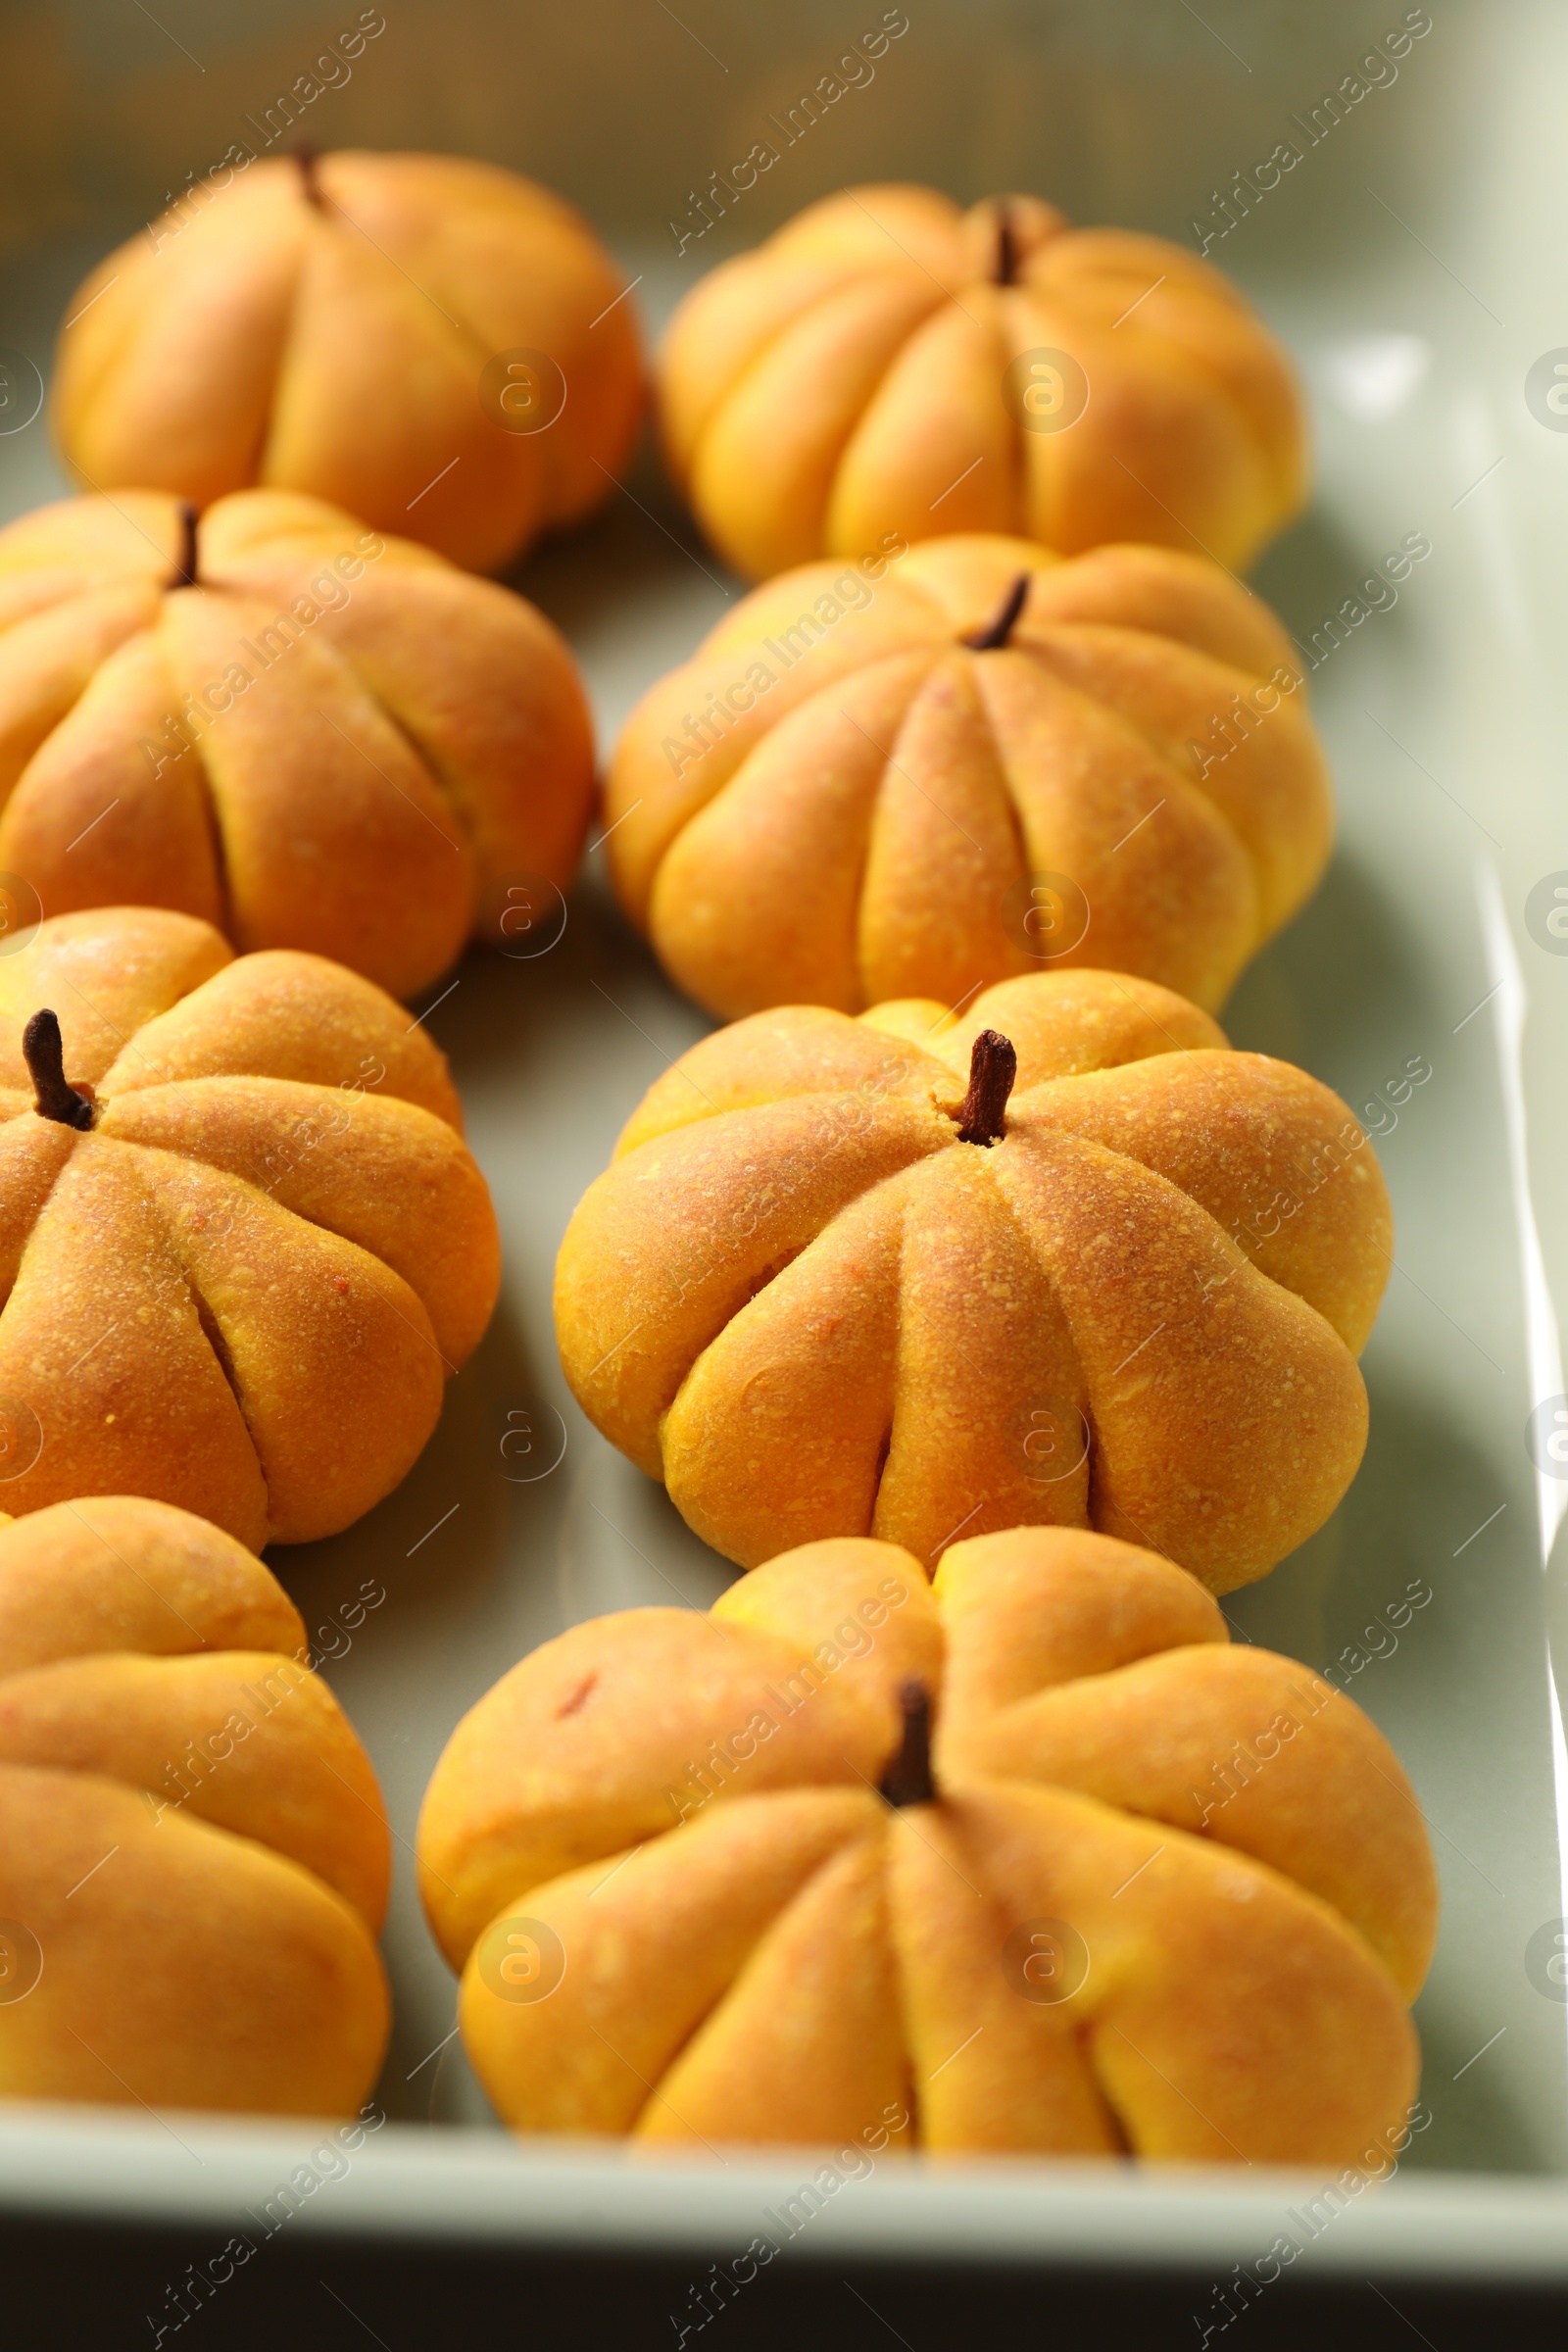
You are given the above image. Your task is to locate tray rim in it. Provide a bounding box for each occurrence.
[1,2103,1567,2279]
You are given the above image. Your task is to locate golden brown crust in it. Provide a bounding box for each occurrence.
[0,1770,388,2116]
[0,906,234,1089]
[0,489,595,999]
[460,1790,888,2138]
[932,1522,1228,1709]
[419,1527,1435,2163]
[555,973,1388,1592]
[868,969,1229,1079]
[0,908,498,1545]
[50,155,644,574]
[634,1826,909,2150]
[936,1529,1434,2000]
[605,535,1329,1020]
[417,1602,932,1967]
[0,1494,389,2116]
[658,185,1304,581]
[0,1494,301,1670]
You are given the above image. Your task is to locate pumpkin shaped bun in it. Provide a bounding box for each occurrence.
[0,489,594,1001]
[555,971,1390,1594]
[52,151,644,575]
[659,185,1304,581]
[0,906,499,1547]
[419,1526,1436,2163]
[606,535,1326,1019]
[0,1494,388,2117]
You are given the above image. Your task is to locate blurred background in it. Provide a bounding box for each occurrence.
[0,1,1486,278]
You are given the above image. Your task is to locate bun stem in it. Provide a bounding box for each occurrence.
[956,1028,1016,1147]
[962,571,1031,651]
[879,1678,936,1808]
[295,142,327,210]
[995,197,1018,286]
[23,1010,95,1129]
[171,499,199,589]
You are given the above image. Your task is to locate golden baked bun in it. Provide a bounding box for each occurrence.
[555,971,1390,1593]
[0,906,499,1546]
[606,535,1327,1018]
[419,1526,1435,2164]
[659,184,1304,581]
[0,1494,388,2116]
[0,489,593,1001]
[52,151,644,575]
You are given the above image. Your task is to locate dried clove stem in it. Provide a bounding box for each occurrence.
[879,1678,936,1807]
[23,1010,94,1130]
[956,1029,1017,1147]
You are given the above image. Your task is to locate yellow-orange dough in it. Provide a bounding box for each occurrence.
[0,488,594,1000]
[659,185,1305,581]
[52,151,644,575]
[418,1526,1436,2164]
[0,905,499,1546]
[0,1494,389,2117]
[555,970,1390,1592]
[607,534,1329,1018]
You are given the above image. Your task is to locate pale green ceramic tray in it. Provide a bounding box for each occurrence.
[0,0,1565,2334]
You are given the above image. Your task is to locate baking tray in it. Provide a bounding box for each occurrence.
[2,0,1567,2339]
